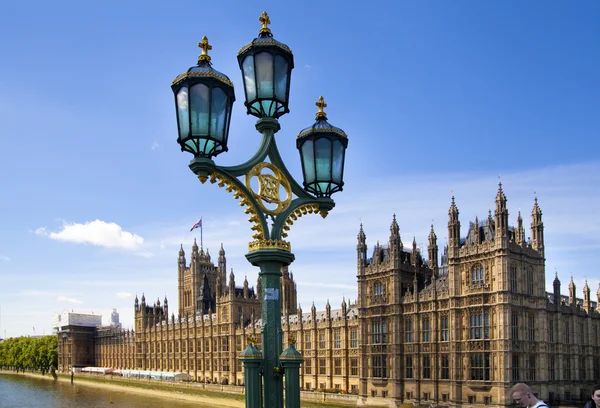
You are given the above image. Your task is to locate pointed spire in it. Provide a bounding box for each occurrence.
[449,196,458,217]
[496,182,506,203]
[390,213,400,236]
[179,244,185,256]
[357,223,366,242]
[219,242,225,255]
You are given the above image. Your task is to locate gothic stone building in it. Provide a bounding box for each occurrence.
[61,185,600,407]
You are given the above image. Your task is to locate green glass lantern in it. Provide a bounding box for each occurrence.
[172,37,235,158]
[297,97,348,197]
[237,12,294,119]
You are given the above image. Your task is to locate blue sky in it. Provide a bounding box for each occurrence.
[0,1,599,337]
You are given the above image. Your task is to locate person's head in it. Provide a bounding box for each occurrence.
[511,383,537,407]
[591,385,600,408]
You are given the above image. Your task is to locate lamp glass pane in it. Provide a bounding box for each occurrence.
[301,140,315,183]
[274,55,288,100]
[176,87,189,140]
[315,138,332,181]
[255,52,273,98]
[242,55,256,101]
[210,87,227,141]
[190,83,210,136]
[332,139,344,183]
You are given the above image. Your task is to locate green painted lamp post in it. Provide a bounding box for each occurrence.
[171,12,348,408]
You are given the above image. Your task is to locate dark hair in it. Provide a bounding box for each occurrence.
[592,384,600,395]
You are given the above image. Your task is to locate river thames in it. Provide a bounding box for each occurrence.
[0,375,222,408]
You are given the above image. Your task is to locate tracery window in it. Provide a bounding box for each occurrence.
[472,264,485,285]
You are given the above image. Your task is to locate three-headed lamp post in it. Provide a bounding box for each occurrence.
[171,12,348,408]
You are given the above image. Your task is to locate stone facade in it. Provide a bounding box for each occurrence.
[58,184,600,406]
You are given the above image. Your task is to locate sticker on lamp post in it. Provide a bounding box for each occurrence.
[265,288,279,300]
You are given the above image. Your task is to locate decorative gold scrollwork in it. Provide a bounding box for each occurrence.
[198,172,265,241]
[245,162,292,216]
[281,203,321,238]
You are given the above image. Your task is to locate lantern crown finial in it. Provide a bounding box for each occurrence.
[316,96,327,119]
[259,11,272,36]
[197,36,213,64]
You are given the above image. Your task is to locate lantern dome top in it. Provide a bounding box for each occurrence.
[172,36,234,88]
[297,97,347,139]
[237,11,293,57]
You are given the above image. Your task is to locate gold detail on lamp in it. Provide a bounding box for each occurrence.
[280,203,321,238]
[245,162,292,216]
[288,334,296,346]
[198,36,212,63]
[247,335,257,346]
[199,172,265,241]
[172,70,234,88]
[316,96,327,119]
[259,11,271,35]
[248,239,291,252]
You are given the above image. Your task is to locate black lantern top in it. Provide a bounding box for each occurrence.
[237,12,294,119]
[172,37,236,159]
[296,97,348,198]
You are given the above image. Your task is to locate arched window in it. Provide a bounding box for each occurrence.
[471,264,485,285]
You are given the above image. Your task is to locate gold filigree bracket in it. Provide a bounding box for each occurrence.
[245,162,292,216]
[198,172,266,241]
[280,203,325,239]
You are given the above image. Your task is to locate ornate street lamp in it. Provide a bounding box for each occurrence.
[172,36,235,158]
[171,12,348,408]
[297,96,348,197]
[238,11,294,118]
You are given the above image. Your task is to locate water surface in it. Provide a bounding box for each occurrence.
[0,375,219,408]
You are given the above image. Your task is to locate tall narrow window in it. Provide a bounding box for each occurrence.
[405,319,413,343]
[422,355,431,379]
[350,330,358,348]
[422,317,430,342]
[350,358,358,376]
[528,356,536,381]
[305,333,312,349]
[549,319,554,343]
[319,333,326,349]
[509,265,517,292]
[406,356,413,378]
[440,315,449,341]
[511,312,519,340]
[526,267,534,295]
[512,355,520,381]
[334,330,341,349]
[528,314,535,341]
[549,356,555,381]
[441,355,450,379]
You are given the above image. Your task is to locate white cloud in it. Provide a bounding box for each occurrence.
[135,251,154,258]
[58,296,83,304]
[34,227,48,236]
[0,254,9,261]
[116,292,132,299]
[304,64,312,69]
[44,219,144,250]
[151,141,160,150]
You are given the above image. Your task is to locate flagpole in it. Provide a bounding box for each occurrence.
[200,217,203,249]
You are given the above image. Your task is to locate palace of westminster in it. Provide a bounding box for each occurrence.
[56,185,600,406]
